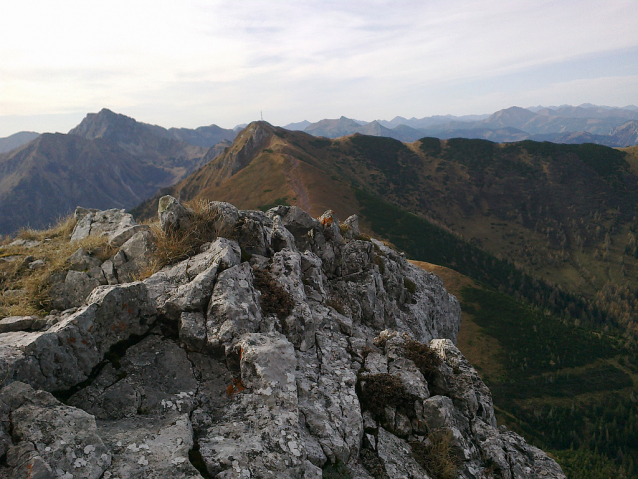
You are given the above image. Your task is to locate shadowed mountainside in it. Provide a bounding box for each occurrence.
[0,131,40,153]
[0,110,238,234]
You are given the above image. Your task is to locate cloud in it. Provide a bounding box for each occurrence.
[0,0,637,134]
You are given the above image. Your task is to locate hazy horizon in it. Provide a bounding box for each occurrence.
[1,0,637,136]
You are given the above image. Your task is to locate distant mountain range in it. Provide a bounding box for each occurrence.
[0,109,236,234]
[2,103,638,234]
[3,104,637,158]
[0,131,40,153]
[283,104,638,146]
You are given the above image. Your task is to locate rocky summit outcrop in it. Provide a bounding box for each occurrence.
[0,196,566,479]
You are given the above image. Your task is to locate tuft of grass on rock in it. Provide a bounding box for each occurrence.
[409,429,458,479]
[0,215,114,317]
[148,199,219,271]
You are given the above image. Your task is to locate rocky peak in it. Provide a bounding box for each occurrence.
[69,108,138,139]
[0,196,565,478]
[202,121,276,185]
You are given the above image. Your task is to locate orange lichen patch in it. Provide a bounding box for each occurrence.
[66,337,77,344]
[320,214,334,227]
[226,378,246,396]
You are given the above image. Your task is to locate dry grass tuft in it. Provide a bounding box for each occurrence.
[17,215,77,242]
[0,215,115,317]
[410,429,458,479]
[148,199,219,271]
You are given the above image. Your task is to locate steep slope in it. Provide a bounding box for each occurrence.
[68,109,211,173]
[0,133,175,234]
[0,131,40,153]
[412,261,638,479]
[481,106,538,129]
[610,120,638,146]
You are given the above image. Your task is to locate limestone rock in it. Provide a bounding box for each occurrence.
[97,414,201,479]
[67,247,102,271]
[343,214,361,238]
[0,316,46,334]
[376,427,430,478]
[206,262,262,354]
[0,282,155,391]
[114,230,155,283]
[49,270,104,310]
[1,382,111,479]
[70,207,150,247]
[232,209,272,256]
[158,195,192,233]
[207,200,240,238]
[0,201,565,479]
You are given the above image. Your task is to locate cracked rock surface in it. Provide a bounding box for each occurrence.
[0,197,566,479]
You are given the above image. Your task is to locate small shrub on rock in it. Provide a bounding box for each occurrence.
[403,277,417,295]
[360,449,389,479]
[253,268,294,320]
[409,429,458,479]
[358,373,419,419]
[402,339,442,383]
[327,297,347,315]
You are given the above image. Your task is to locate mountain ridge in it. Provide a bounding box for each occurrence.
[290,105,638,146]
[0,110,238,235]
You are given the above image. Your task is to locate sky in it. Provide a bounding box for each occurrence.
[1,0,638,136]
